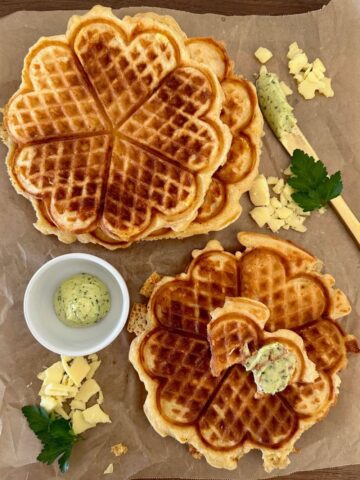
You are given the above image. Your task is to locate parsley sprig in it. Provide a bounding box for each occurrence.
[288,149,343,211]
[22,405,79,473]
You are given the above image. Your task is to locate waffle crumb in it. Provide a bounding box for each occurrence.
[111,442,128,457]
[127,303,147,336]
[140,272,163,297]
[188,444,203,460]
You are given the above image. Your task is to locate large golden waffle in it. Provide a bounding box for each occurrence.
[129,232,358,472]
[3,6,231,246]
[84,14,263,247]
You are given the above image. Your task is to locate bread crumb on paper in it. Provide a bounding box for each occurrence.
[127,303,148,336]
[140,272,163,298]
[111,442,128,457]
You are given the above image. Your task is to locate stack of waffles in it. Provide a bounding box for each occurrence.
[129,232,359,472]
[2,6,263,249]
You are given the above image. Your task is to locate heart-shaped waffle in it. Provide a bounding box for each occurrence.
[4,6,231,246]
[130,232,358,472]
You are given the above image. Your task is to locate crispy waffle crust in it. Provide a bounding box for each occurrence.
[3,6,232,247]
[129,232,358,472]
[83,13,263,247]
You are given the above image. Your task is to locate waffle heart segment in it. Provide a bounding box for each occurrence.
[12,135,111,233]
[130,232,358,472]
[5,42,108,144]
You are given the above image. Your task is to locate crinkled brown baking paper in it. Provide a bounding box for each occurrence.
[0,0,359,478]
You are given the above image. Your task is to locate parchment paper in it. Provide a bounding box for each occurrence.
[0,0,359,479]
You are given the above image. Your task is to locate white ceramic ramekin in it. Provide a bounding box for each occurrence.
[24,253,129,356]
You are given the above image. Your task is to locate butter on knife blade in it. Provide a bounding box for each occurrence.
[255,70,360,246]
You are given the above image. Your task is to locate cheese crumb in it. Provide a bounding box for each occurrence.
[104,463,114,475]
[83,404,111,425]
[111,443,128,457]
[254,47,273,64]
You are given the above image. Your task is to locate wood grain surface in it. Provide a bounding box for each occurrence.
[1,1,357,479]
[0,0,330,17]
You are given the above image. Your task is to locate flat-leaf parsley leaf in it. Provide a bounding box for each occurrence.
[22,405,78,473]
[287,149,343,211]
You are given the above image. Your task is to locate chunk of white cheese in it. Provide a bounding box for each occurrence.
[54,405,70,420]
[40,395,58,412]
[44,383,78,397]
[75,379,101,403]
[82,404,111,425]
[38,361,64,384]
[104,463,114,475]
[249,174,270,206]
[267,218,285,232]
[86,360,101,380]
[318,77,334,97]
[72,410,96,435]
[70,399,86,411]
[275,206,292,219]
[288,52,308,75]
[287,42,301,59]
[280,81,293,96]
[62,356,90,386]
[254,47,273,64]
[272,178,285,194]
[97,390,104,405]
[250,207,272,228]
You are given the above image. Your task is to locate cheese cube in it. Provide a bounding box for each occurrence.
[283,166,292,176]
[272,179,285,195]
[86,360,101,380]
[40,395,58,412]
[313,58,326,73]
[104,464,114,475]
[289,53,308,75]
[294,73,305,83]
[275,206,292,219]
[254,47,273,64]
[75,379,101,403]
[87,354,99,363]
[72,410,96,435]
[249,175,270,206]
[287,42,301,59]
[266,176,279,185]
[318,77,334,97]
[280,81,293,96]
[250,207,272,228]
[97,390,104,405]
[44,383,78,397]
[70,399,86,411]
[298,78,317,99]
[270,197,282,209]
[54,406,70,420]
[62,356,90,386]
[38,361,64,385]
[82,404,111,425]
[267,218,285,232]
